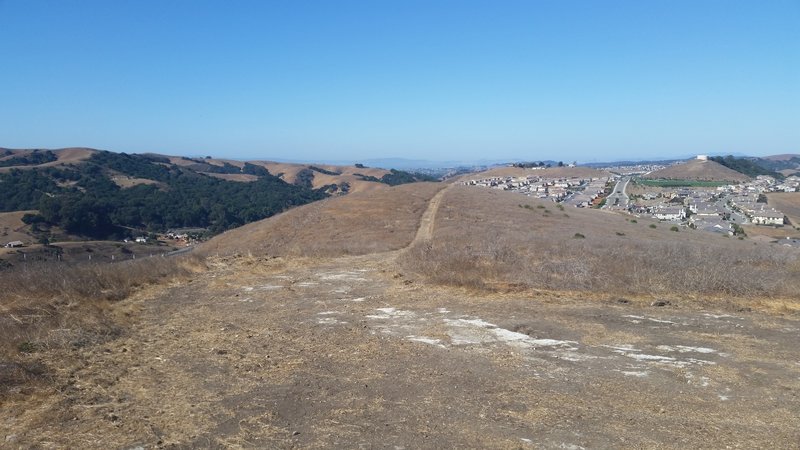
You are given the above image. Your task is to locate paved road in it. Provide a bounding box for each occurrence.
[714,198,748,224]
[603,176,630,209]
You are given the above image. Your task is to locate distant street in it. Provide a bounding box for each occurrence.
[604,177,630,209]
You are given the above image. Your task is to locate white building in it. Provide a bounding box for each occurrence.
[654,206,686,221]
[751,210,785,225]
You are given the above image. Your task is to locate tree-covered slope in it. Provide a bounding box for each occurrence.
[0,151,328,238]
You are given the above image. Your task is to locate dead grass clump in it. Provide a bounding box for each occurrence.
[0,254,205,395]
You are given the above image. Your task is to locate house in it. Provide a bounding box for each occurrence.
[135,236,148,243]
[751,210,785,226]
[654,206,686,221]
[4,241,24,248]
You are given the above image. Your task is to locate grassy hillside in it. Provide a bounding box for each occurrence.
[709,155,784,179]
[3,180,799,448]
[0,149,437,241]
[200,182,444,257]
[202,181,799,300]
[642,159,750,182]
[754,154,800,176]
[400,186,799,299]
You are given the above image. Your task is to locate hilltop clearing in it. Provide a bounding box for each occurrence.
[2,184,799,448]
[642,159,750,182]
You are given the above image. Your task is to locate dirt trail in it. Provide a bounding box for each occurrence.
[409,184,450,247]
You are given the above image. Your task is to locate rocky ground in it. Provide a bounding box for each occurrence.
[3,252,799,449]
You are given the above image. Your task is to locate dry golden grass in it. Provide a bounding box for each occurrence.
[643,159,750,182]
[0,210,34,245]
[167,157,394,192]
[741,224,799,240]
[199,182,444,258]
[462,166,610,181]
[200,172,260,182]
[0,254,206,394]
[109,174,163,188]
[766,192,800,226]
[256,161,391,193]
[401,186,800,300]
[0,148,95,173]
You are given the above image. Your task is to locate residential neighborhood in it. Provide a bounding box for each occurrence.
[463,173,613,207]
[464,166,799,238]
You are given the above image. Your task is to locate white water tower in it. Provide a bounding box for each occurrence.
[696,155,708,161]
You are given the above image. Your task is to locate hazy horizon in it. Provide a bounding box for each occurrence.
[1,0,798,162]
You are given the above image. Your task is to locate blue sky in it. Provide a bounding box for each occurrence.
[1,0,798,163]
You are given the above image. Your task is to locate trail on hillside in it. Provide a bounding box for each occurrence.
[3,183,800,448]
[407,184,451,248]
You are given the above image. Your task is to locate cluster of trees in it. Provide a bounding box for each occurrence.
[0,152,327,238]
[294,168,315,189]
[169,157,271,177]
[749,155,800,176]
[710,156,783,179]
[0,150,57,167]
[308,166,341,176]
[511,161,569,168]
[1,151,440,240]
[354,169,437,185]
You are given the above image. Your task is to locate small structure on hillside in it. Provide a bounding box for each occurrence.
[696,155,708,161]
[751,210,785,226]
[4,240,24,248]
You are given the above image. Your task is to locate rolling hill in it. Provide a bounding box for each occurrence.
[464,165,611,180]
[642,159,751,182]
[0,148,436,243]
[757,154,800,176]
[3,181,799,448]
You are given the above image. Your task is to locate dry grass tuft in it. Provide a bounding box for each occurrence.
[0,254,206,395]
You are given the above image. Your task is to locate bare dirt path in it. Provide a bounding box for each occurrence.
[4,254,799,449]
[409,185,450,247]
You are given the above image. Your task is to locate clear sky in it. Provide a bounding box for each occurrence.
[1,0,798,163]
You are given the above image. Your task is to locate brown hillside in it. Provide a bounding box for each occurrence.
[256,161,391,193]
[0,210,35,246]
[766,192,800,226]
[166,156,395,193]
[0,148,405,193]
[199,182,444,257]
[0,147,95,172]
[465,166,611,180]
[3,181,800,448]
[763,154,800,161]
[399,185,799,298]
[642,159,749,182]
